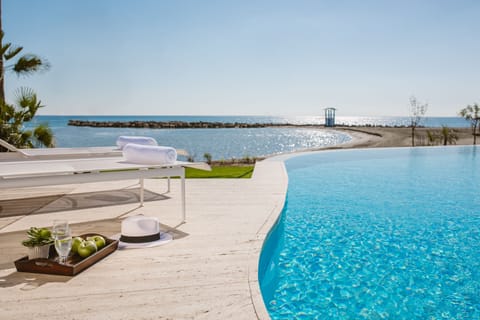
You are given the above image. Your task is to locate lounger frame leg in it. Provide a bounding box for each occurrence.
[140,178,144,206]
[167,177,171,192]
[181,168,186,223]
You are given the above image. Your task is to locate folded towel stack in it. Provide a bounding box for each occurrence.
[116,136,158,149]
[123,144,177,165]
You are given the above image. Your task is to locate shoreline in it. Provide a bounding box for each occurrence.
[331,126,473,148]
[335,126,475,148]
[252,126,476,161]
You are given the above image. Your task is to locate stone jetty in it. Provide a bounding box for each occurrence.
[67,120,415,129]
[67,120,295,129]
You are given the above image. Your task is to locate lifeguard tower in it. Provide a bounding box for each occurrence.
[324,107,336,127]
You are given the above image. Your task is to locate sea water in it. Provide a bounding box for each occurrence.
[259,146,480,319]
[28,115,470,160]
[29,115,355,160]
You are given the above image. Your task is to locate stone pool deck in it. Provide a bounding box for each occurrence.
[0,160,287,320]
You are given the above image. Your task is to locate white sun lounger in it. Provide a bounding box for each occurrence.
[0,138,189,161]
[0,157,210,222]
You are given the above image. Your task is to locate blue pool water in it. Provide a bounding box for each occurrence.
[259,146,480,319]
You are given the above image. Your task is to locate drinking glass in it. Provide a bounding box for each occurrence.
[52,220,69,237]
[52,220,72,265]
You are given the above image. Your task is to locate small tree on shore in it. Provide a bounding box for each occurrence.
[459,103,480,145]
[426,130,437,146]
[425,126,457,146]
[409,96,428,147]
[440,125,457,146]
[203,152,212,164]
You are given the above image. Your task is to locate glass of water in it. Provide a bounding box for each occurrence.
[52,220,69,236]
[52,220,72,265]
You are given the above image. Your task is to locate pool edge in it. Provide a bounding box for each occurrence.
[249,160,289,320]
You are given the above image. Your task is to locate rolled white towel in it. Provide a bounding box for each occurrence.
[116,136,158,149]
[123,144,177,165]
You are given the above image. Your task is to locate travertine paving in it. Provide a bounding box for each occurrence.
[0,160,287,320]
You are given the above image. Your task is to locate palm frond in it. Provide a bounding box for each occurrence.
[426,130,437,146]
[0,42,12,56]
[440,126,458,146]
[15,87,41,107]
[33,124,55,148]
[0,102,17,123]
[4,46,23,60]
[20,130,34,148]
[14,87,43,122]
[12,54,50,75]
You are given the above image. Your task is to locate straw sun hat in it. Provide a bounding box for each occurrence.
[114,215,172,249]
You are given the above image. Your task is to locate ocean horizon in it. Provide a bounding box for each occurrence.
[28,115,471,160]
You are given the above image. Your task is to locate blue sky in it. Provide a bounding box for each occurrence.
[3,0,479,116]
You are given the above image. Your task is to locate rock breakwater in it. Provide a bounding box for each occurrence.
[68,120,296,129]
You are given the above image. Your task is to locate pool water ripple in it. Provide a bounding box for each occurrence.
[260,146,480,319]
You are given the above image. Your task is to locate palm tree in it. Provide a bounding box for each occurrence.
[0,88,54,149]
[425,130,438,146]
[0,31,50,105]
[0,0,53,149]
[439,125,457,146]
[459,103,480,145]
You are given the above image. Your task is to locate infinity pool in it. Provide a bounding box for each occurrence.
[259,146,480,319]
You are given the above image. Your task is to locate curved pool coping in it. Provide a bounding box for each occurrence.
[248,160,289,319]
[252,149,337,319]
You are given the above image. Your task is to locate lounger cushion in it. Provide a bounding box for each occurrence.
[116,136,158,149]
[123,144,177,165]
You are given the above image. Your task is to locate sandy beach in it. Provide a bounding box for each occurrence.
[337,126,475,148]
[257,125,477,160]
[0,126,477,319]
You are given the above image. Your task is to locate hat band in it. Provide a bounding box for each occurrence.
[120,233,161,243]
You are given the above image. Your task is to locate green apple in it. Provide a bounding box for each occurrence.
[39,228,51,239]
[77,240,97,258]
[71,237,84,254]
[86,235,106,250]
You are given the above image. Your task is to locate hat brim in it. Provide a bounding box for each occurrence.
[111,232,173,249]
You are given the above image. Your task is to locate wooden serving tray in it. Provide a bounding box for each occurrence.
[14,233,118,276]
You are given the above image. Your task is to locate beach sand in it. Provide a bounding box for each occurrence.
[336,126,475,149]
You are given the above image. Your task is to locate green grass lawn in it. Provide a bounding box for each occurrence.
[186,165,254,178]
